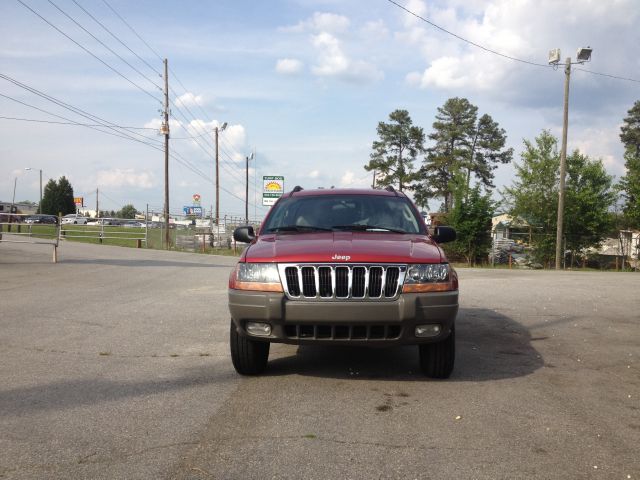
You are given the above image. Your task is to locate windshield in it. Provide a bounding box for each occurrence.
[261,194,425,234]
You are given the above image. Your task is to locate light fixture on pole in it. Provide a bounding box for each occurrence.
[25,167,42,214]
[548,46,592,270]
[214,122,228,226]
[246,152,254,224]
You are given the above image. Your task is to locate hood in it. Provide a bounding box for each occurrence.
[243,231,445,264]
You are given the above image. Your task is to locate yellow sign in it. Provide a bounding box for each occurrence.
[74,197,84,206]
[263,176,284,206]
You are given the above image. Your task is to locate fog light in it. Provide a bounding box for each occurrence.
[415,324,442,338]
[246,322,272,336]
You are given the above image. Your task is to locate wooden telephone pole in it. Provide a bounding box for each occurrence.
[163,59,170,249]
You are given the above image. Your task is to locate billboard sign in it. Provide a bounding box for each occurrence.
[74,197,84,207]
[263,176,284,206]
[183,206,203,217]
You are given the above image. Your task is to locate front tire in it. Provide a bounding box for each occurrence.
[230,320,269,375]
[418,324,455,379]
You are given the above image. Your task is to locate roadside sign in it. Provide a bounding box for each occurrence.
[192,193,201,204]
[263,176,284,206]
[74,197,84,207]
[183,206,203,217]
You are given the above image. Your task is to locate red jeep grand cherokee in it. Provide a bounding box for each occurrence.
[228,187,458,378]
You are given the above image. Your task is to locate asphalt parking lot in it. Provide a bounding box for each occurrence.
[1,240,638,479]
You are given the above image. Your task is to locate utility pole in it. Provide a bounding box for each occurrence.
[245,155,249,224]
[214,122,227,226]
[215,126,220,226]
[555,58,571,270]
[38,169,42,214]
[245,152,254,224]
[162,58,170,249]
[96,187,99,218]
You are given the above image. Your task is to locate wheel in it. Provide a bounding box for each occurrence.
[418,324,455,379]
[230,320,269,375]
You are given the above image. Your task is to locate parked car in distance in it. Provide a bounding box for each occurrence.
[123,221,145,228]
[24,214,58,224]
[61,214,88,225]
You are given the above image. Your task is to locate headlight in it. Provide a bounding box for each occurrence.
[403,263,455,292]
[229,263,283,292]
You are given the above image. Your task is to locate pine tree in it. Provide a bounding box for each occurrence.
[415,97,512,211]
[619,100,640,226]
[40,176,76,216]
[365,109,425,193]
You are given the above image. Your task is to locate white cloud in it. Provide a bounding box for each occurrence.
[282,12,350,34]
[308,170,320,179]
[96,169,155,189]
[571,125,626,176]
[360,20,389,39]
[275,58,304,75]
[395,0,640,101]
[310,32,383,83]
[339,170,370,187]
[175,92,204,107]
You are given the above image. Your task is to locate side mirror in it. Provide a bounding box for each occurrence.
[233,225,256,243]
[432,225,456,244]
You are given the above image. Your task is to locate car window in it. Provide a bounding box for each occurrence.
[262,194,424,234]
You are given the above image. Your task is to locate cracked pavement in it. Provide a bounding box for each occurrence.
[1,241,639,479]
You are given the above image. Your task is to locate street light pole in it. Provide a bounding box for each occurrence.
[555,57,571,271]
[548,47,592,270]
[214,122,227,226]
[11,177,17,213]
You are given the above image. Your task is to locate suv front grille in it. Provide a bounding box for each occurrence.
[284,324,402,340]
[278,264,406,301]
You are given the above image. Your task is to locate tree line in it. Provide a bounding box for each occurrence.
[38,177,139,219]
[367,98,640,267]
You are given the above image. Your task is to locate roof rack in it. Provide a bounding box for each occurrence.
[289,185,304,197]
[384,185,399,196]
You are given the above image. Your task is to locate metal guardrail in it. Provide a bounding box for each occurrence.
[0,214,60,262]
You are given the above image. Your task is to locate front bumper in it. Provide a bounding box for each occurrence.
[228,289,458,346]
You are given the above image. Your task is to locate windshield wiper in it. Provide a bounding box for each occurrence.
[266,225,333,233]
[331,224,407,234]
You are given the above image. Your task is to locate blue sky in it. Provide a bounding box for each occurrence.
[2,0,639,218]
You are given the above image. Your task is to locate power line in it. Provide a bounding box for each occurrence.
[385,0,550,68]
[0,115,156,130]
[46,0,163,92]
[94,0,263,210]
[70,0,162,77]
[386,0,640,84]
[16,0,162,105]
[0,73,163,146]
[0,91,163,147]
[101,0,163,61]
[574,67,640,84]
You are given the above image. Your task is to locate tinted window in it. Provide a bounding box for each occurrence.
[262,194,424,234]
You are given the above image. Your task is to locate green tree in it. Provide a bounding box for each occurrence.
[503,131,615,265]
[118,204,138,219]
[619,100,640,226]
[365,109,425,193]
[414,97,512,211]
[444,174,494,266]
[40,176,76,216]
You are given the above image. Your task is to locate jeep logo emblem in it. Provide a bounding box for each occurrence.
[331,254,351,261]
